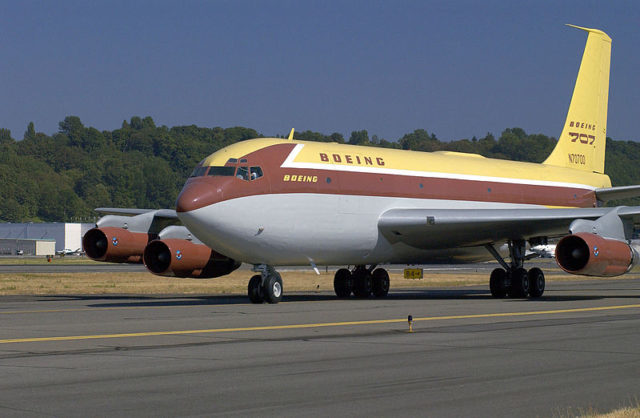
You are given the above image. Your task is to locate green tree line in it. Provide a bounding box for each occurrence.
[1,117,639,223]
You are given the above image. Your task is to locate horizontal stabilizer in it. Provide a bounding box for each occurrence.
[595,185,640,202]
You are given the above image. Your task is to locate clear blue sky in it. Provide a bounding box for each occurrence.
[1,0,638,142]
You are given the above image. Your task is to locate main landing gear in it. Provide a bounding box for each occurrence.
[248,265,283,304]
[485,240,545,299]
[333,265,390,299]
[247,264,391,304]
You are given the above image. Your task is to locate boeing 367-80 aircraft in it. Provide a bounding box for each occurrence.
[83,25,640,303]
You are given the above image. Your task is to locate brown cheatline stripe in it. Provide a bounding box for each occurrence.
[177,143,596,212]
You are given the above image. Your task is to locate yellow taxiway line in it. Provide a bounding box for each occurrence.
[2,303,640,344]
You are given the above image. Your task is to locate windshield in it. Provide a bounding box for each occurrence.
[189,166,208,177]
[207,166,236,177]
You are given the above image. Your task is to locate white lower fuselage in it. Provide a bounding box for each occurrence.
[178,193,541,266]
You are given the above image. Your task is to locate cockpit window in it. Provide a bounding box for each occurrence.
[236,166,250,180]
[190,166,208,177]
[207,166,236,177]
[250,167,263,180]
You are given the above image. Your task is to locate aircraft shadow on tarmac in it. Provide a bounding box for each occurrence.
[26,288,624,309]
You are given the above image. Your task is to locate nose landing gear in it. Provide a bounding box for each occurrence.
[248,265,283,304]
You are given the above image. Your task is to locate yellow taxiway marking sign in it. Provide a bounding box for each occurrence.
[2,303,640,344]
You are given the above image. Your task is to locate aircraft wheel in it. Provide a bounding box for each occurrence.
[509,267,530,298]
[263,273,283,304]
[334,268,353,298]
[372,268,390,298]
[489,268,508,298]
[528,267,545,298]
[352,270,372,298]
[248,274,264,304]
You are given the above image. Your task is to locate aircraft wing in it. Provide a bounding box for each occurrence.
[378,207,640,250]
[96,207,178,218]
[595,185,640,202]
[94,207,180,234]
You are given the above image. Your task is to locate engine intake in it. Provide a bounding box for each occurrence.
[83,227,151,263]
[555,232,638,277]
[143,239,240,278]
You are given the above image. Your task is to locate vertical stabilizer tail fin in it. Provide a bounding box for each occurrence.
[543,25,611,173]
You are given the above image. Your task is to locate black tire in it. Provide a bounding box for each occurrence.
[248,274,264,304]
[489,268,507,298]
[528,267,545,298]
[352,270,372,298]
[333,268,353,298]
[372,268,390,298]
[509,267,530,298]
[263,273,283,304]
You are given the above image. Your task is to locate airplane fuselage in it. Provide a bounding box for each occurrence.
[176,139,611,266]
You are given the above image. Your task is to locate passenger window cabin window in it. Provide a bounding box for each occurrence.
[250,167,263,180]
[236,166,250,180]
[190,166,208,177]
[227,158,238,164]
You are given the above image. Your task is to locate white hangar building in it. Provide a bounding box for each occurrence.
[0,223,94,253]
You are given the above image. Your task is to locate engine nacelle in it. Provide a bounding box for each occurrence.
[555,232,639,277]
[143,238,240,278]
[83,227,150,263]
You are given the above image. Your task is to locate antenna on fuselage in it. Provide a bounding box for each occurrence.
[287,128,295,140]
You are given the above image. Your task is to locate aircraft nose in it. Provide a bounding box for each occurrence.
[176,179,221,213]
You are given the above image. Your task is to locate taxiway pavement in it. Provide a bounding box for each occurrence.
[0,260,532,274]
[1,279,639,416]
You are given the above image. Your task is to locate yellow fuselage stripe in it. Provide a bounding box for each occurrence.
[203,138,612,189]
[2,303,639,344]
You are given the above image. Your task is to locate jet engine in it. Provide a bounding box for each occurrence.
[83,227,150,263]
[143,238,240,278]
[555,232,639,277]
